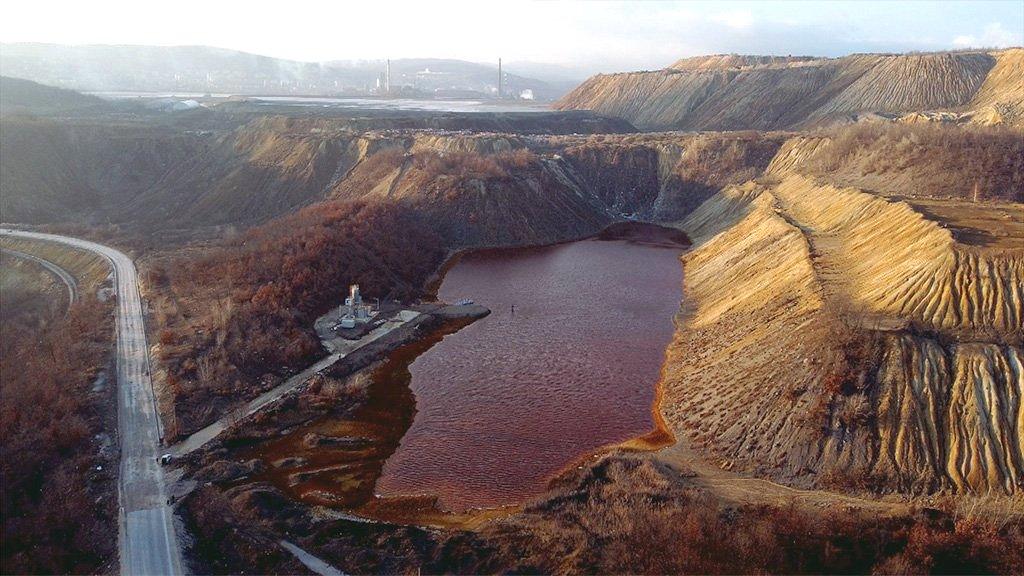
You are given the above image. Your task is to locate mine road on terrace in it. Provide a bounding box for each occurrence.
[1,247,79,311]
[0,229,184,576]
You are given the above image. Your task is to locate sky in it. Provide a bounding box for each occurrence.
[1,0,1021,75]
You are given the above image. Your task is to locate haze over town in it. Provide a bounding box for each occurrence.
[2,0,1022,75]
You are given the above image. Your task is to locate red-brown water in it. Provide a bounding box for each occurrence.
[376,233,685,511]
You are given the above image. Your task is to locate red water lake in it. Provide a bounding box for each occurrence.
[376,232,685,511]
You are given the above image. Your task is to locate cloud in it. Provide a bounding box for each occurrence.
[952,22,1022,48]
[708,10,756,30]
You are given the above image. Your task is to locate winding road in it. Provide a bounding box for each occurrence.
[1,247,79,310]
[0,229,184,576]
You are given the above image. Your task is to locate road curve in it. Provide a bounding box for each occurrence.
[0,229,184,576]
[1,247,79,311]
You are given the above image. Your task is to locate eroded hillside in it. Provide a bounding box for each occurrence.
[663,159,1023,495]
[557,49,1024,131]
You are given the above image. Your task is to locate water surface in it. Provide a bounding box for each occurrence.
[376,232,685,511]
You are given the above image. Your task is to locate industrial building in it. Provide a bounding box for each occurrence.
[337,284,375,329]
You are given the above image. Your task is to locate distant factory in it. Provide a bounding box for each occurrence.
[337,284,375,329]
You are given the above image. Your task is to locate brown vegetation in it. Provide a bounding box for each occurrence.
[800,122,1024,202]
[183,453,1024,575]
[152,200,445,437]
[0,252,66,331]
[0,297,116,574]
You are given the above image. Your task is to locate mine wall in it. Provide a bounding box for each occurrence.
[556,49,1021,131]
[668,167,1024,495]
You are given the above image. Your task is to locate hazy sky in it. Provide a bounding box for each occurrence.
[2,0,1021,74]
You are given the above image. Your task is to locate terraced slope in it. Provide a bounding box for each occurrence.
[557,50,1022,131]
[771,175,1023,338]
[662,183,838,484]
[664,169,1024,495]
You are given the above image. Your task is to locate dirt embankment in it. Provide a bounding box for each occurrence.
[556,49,1023,131]
[0,111,634,235]
[664,167,1023,495]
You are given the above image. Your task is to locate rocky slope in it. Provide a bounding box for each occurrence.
[556,49,1024,131]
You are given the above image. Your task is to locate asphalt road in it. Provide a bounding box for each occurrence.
[279,540,346,576]
[171,310,422,457]
[0,247,78,309]
[0,229,184,576]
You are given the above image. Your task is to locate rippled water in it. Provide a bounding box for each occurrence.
[376,234,684,511]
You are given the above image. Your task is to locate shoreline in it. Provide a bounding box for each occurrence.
[372,232,688,526]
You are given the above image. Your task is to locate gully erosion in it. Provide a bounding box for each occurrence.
[180,222,692,526]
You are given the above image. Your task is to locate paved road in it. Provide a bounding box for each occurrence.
[170,352,343,456]
[171,310,423,457]
[279,540,347,576]
[1,247,79,310]
[0,229,184,576]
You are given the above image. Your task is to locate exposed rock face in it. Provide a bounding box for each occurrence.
[553,133,785,220]
[556,50,1023,131]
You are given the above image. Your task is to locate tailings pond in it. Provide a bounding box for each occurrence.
[376,225,686,511]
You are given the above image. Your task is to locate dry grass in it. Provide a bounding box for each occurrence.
[803,122,1024,202]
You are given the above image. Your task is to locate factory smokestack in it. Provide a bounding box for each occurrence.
[386,59,391,95]
[498,57,502,99]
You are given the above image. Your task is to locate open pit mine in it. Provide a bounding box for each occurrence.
[1,44,1023,575]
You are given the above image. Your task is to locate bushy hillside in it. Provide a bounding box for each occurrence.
[773,123,1024,203]
[0,114,633,234]
[557,49,1024,131]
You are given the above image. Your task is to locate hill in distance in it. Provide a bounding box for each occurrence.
[556,48,1024,130]
[0,76,111,115]
[0,43,573,101]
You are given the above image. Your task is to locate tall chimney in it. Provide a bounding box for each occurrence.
[498,57,502,99]
[386,59,391,95]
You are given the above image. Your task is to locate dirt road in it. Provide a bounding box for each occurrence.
[0,229,184,576]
